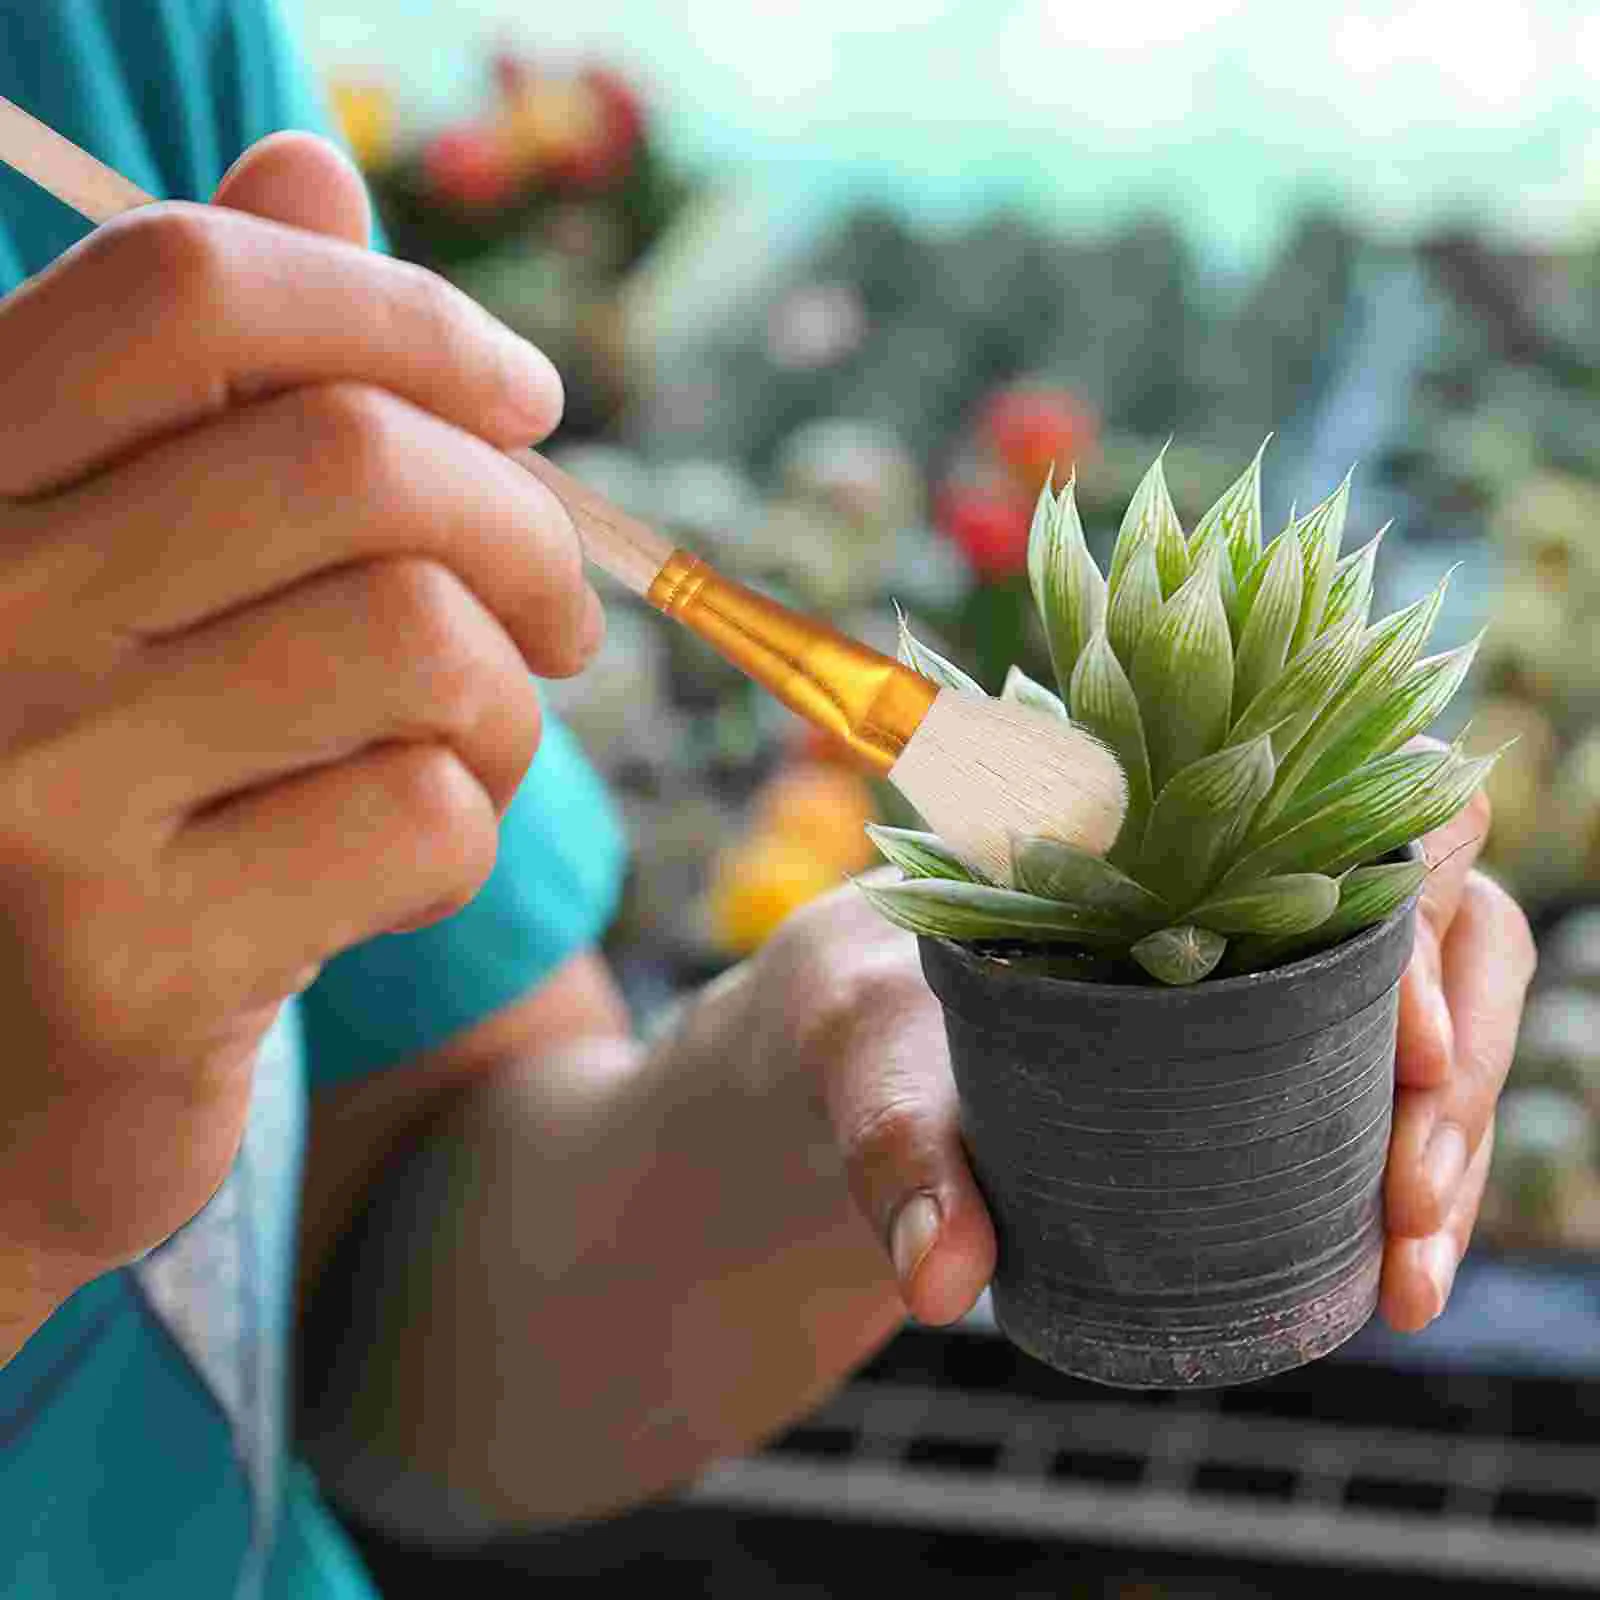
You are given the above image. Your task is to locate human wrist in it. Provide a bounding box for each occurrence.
[0,1246,78,1367]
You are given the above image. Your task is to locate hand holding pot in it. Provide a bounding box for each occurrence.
[734,873,998,1327]
[1383,750,1537,1331]
[742,759,1532,1348]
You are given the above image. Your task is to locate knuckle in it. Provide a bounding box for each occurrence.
[288,381,402,504]
[364,557,487,733]
[107,205,230,321]
[386,744,497,891]
[787,940,930,1065]
[845,1093,926,1164]
[823,938,926,1013]
[1464,871,1537,982]
[389,259,475,371]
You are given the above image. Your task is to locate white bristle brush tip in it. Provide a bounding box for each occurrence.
[887,691,1129,886]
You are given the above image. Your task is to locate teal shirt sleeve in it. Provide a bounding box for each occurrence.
[206,0,345,168]
[298,713,628,1089]
[0,0,381,288]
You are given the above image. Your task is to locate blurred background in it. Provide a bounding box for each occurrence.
[295,2,1600,1594]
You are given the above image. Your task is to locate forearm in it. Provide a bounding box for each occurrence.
[298,968,905,1536]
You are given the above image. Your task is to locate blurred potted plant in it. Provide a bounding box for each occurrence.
[328,47,690,435]
[859,443,1495,1387]
[706,758,880,959]
[933,382,1099,684]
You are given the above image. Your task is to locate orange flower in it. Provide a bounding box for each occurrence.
[753,761,878,873]
[707,835,845,956]
[328,80,396,172]
[495,78,606,179]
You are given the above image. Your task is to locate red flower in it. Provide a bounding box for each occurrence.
[492,49,534,101]
[421,123,519,210]
[546,67,644,190]
[980,385,1098,487]
[934,482,1034,581]
[584,68,645,148]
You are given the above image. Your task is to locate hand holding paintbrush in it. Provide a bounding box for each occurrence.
[0,92,1125,881]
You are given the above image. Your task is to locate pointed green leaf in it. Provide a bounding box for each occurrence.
[1226,746,1452,883]
[1330,859,1430,930]
[1011,835,1171,925]
[1316,748,1501,877]
[1288,470,1352,657]
[1134,733,1277,908]
[1027,474,1106,697]
[1109,446,1182,593]
[1320,524,1387,635]
[1253,567,1456,828]
[1234,505,1298,627]
[1070,629,1153,869]
[1230,526,1304,722]
[895,604,985,696]
[1249,744,1444,846]
[1338,567,1456,712]
[1212,537,1240,640]
[1190,434,1269,589]
[1131,543,1234,793]
[1132,925,1227,986]
[1154,508,1190,600]
[865,824,979,883]
[1294,633,1483,799]
[1001,663,1069,719]
[1189,873,1340,936]
[1229,610,1366,759]
[855,876,1132,946]
[1106,537,1164,671]
[1024,474,1056,602]
[1225,859,1427,974]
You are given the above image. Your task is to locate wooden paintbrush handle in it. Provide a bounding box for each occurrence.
[0,94,679,598]
[515,450,673,598]
[0,94,154,221]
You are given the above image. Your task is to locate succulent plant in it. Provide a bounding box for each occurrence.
[859,443,1499,985]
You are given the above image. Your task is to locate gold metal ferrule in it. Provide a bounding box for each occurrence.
[647,550,939,775]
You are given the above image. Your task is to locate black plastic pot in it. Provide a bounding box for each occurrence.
[919,885,1422,1390]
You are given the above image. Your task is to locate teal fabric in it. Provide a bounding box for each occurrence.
[1,1273,254,1597]
[0,4,627,1595]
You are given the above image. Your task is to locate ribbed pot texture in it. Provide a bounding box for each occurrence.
[919,888,1420,1389]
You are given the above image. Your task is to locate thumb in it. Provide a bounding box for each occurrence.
[211,131,372,245]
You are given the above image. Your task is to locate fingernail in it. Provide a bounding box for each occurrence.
[1430,984,1455,1064]
[1424,1121,1469,1213]
[1420,1233,1460,1322]
[579,584,606,658]
[890,1193,942,1289]
[495,330,565,436]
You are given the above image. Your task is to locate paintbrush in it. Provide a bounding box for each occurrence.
[0,94,1127,883]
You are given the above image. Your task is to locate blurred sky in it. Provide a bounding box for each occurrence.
[291,0,1600,270]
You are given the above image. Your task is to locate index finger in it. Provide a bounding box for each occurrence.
[1396,737,1494,1089]
[770,885,998,1327]
[0,202,562,498]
